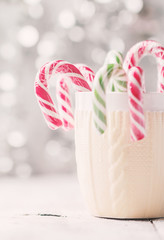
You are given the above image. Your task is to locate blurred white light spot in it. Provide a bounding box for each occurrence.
[15,163,32,178]
[45,140,61,157]
[17,25,39,47]
[7,131,26,148]
[109,37,125,53]
[46,140,72,162]
[124,0,143,13]
[0,93,17,107]
[0,157,13,173]
[37,40,56,56]
[59,10,75,29]
[24,0,41,5]
[12,148,29,162]
[119,10,134,25]
[0,116,10,132]
[91,48,106,64]
[0,43,16,60]
[60,147,72,163]
[0,72,16,91]
[28,3,44,19]
[80,1,95,19]
[95,0,112,3]
[69,27,85,42]
[42,32,57,41]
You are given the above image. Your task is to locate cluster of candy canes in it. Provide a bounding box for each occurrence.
[92,40,164,141]
[35,40,164,142]
[35,51,121,132]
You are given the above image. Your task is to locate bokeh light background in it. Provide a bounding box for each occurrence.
[0,0,163,177]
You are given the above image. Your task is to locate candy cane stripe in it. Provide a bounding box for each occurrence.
[58,97,73,115]
[58,89,70,103]
[37,96,54,108]
[40,105,60,119]
[130,115,145,134]
[94,89,106,108]
[93,103,106,124]
[36,87,54,104]
[39,101,57,113]
[94,121,104,134]
[93,115,107,132]
[93,97,106,115]
[128,88,143,107]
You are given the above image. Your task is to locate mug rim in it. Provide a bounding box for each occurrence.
[75,92,164,111]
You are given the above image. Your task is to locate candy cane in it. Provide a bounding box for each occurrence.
[93,64,127,134]
[128,66,145,141]
[104,50,127,92]
[35,60,91,130]
[56,64,95,130]
[123,40,164,92]
[56,76,74,130]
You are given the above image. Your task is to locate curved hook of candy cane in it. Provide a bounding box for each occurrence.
[92,63,127,134]
[35,60,91,130]
[123,40,164,92]
[128,66,146,141]
[104,50,123,66]
[103,50,127,92]
[56,63,95,131]
[75,63,95,89]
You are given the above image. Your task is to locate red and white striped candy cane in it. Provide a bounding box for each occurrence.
[128,66,145,141]
[35,60,91,130]
[56,64,95,130]
[123,40,164,92]
[124,40,164,141]
[56,76,74,130]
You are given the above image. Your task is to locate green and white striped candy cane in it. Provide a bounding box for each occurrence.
[104,50,127,92]
[104,50,123,66]
[92,63,127,134]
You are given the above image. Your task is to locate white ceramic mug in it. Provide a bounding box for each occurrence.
[75,92,164,219]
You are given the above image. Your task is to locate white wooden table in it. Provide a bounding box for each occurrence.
[0,175,164,240]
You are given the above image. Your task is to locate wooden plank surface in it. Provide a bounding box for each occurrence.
[153,220,164,239]
[0,175,163,240]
